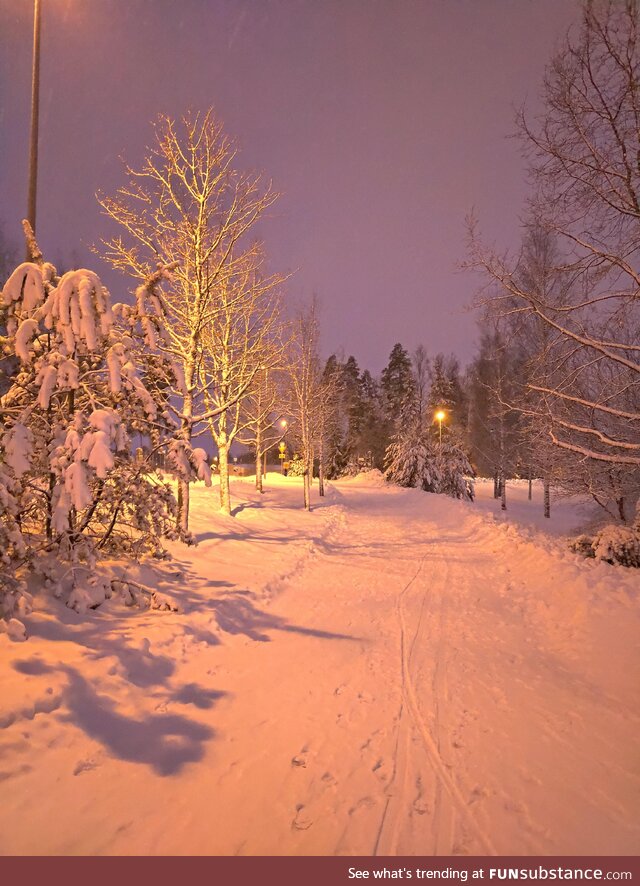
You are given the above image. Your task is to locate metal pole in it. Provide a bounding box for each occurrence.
[439,418,442,448]
[27,0,42,243]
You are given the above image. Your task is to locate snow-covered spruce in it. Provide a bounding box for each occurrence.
[287,454,306,477]
[0,257,209,632]
[384,412,474,501]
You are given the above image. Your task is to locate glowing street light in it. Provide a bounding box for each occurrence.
[435,409,446,448]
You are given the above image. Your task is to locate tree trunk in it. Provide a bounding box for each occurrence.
[501,473,507,511]
[255,450,263,493]
[493,470,500,499]
[304,469,311,510]
[177,383,194,532]
[318,438,325,497]
[255,424,263,493]
[218,442,231,515]
[303,446,311,511]
[528,468,532,501]
[177,479,190,532]
[543,477,550,519]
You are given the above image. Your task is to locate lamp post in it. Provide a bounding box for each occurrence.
[27,0,42,243]
[435,409,446,448]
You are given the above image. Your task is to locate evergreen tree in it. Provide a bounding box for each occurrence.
[427,353,467,437]
[359,369,386,469]
[322,355,349,479]
[384,380,473,501]
[342,355,365,466]
[380,343,415,421]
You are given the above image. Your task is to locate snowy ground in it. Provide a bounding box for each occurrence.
[0,474,638,856]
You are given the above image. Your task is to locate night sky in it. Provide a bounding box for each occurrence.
[1,0,579,372]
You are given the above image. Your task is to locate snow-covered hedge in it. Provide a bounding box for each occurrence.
[572,524,640,568]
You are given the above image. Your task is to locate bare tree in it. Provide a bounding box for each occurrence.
[237,367,288,494]
[467,325,523,509]
[98,109,277,530]
[468,1,640,518]
[288,300,322,511]
[315,357,343,497]
[201,259,285,515]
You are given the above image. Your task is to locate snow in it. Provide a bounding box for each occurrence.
[36,269,113,354]
[36,364,58,409]
[86,432,115,478]
[192,448,212,486]
[2,423,33,477]
[57,357,80,390]
[14,318,39,362]
[106,345,124,393]
[64,462,93,511]
[0,475,637,855]
[1,262,45,313]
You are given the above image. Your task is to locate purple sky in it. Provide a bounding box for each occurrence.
[1,0,579,373]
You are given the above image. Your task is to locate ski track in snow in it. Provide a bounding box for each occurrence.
[0,475,638,855]
[374,548,496,857]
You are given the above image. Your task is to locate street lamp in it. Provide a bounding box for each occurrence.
[435,409,446,448]
[27,0,42,242]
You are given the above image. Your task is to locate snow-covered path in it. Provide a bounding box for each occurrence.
[0,476,638,855]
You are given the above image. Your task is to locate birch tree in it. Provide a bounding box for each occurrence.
[201,259,284,514]
[468,0,640,519]
[237,368,288,494]
[288,301,322,511]
[99,109,277,530]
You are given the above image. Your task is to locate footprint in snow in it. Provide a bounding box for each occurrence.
[371,758,388,782]
[292,804,313,830]
[359,730,381,751]
[348,796,376,816]
[291,745,310,768]
[468,784,489,805]
[73,759,99,776]
[412,776,430,816]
